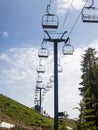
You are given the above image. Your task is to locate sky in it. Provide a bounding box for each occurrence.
[0,0,98,119]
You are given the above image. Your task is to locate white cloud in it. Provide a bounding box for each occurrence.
[0,42,98,119]
[72,0,84,9]
[16,33,21,35]
[2,31,9,38]
[57,0,84,14]
[0,48,38,81]
[0,53,12,62]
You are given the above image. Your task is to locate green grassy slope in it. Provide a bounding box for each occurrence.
[0,94,53,130]
[0,94,76,130]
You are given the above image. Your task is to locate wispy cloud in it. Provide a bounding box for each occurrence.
[15,32,21,36]
[57,0,84,14]
[2,31,9,38]
[0,48,38,82]
[0,53,12,62]
[0,41,98,118]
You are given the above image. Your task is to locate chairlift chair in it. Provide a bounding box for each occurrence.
[37,64,45,73]
[35,92,39,94]
[36,86,40,90]
[50,75,54,83]
[35,89,39,93]
[35,88,39,92]
[82,6,98,23]
[35,93,38,96]
[34,99,39,104]
[35,95,38,99]
[43,90,47,94]
[34,100,37,105]
[42,93,46,97]
[35,97,38,100]
[41,97,44,100]
[47,82,52,88]
[58,64,63,73]
[62,44,74,55]
[45,87,49,92]
[58,59,63,73]
[36,76,43,83]
[38,47,49,58]
[42,13,59,32]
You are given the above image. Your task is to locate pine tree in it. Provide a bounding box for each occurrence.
[78,48,98,130]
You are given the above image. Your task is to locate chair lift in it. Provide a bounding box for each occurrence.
[38,41,49,58]
[82,0,98,23]
[42,92,46,97]
[35,97,38,100]
[36,86,40,90]
[63,44,74,55]
[41,97,44,100]
[49,75,54,83]
[42,14,59,32]
[62,38,74,55]
[38,48,49,58]
[43,90,47,94]
[35,93,38,96]
[34,100,39,105]
[37,59,45,73]
[58,64,63,73]
[44,87,49,92]
[42,4,59,32]
[47,82,52,88]
[37,65,45,73]
[35,95,38,99]
[35,89,39,93]
[36,76,43,83]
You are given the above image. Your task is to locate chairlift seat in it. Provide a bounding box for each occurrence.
[37,65,45,73]
[35,95,38,98]
[50,76,54,82]
[42,13,59,32]
[35,96,38,99]
[63,44,74,55]
[43,90,47,94]
[82,6,98,23]
[82,14,98,23]
[35,90,39,92]
[35,97,38,100]
[36,76,43,83]
[47,82,52,88]
[58,65,63,73]
[42,25,58,29]
[45,88,49,91]
[38,48,49,58]
[35,90,39,93]
[42,93,46,96]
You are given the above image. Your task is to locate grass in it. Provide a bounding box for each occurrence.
[0,94,53,130]
[0,94,76,130]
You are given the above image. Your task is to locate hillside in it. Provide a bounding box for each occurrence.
[0,94,76,130]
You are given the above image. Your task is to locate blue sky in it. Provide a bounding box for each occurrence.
[0,0,98,119]
[0,0,45,49]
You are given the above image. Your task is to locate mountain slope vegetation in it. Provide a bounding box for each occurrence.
[0,94,76,130]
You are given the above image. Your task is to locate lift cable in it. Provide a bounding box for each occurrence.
[68,0,89,37]
[49,0,51,6]
[46,0,52,14]
[59,0,74,34]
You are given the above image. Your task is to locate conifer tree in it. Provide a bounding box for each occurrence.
[78,48,98,130]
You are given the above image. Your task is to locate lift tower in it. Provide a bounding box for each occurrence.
[43,31,68,130]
